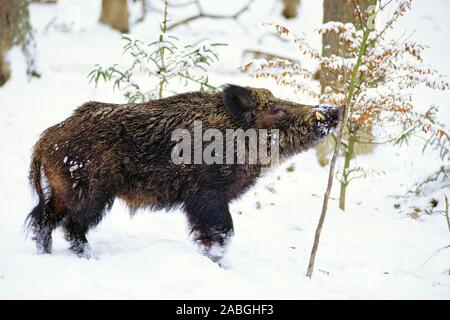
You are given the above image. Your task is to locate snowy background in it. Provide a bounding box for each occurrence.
[0,0,449,299]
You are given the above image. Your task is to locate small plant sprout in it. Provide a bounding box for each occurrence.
[88,0,225,102]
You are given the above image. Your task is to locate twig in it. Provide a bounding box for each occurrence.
[379,0,395,11]
[167,0,197,8]
[444,195,450,232]
[242,49,300,65]
[43,16,57,34]
[136,0,146,23]
[420,245,450,266]
[167,0,254,31]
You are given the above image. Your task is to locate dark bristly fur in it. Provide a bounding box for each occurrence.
[26,84,342,261]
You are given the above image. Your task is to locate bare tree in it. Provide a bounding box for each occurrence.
[99,0,130,33]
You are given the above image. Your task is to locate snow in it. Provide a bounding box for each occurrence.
[0,0,449,299]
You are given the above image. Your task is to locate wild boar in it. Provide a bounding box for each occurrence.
[26,84,342,261]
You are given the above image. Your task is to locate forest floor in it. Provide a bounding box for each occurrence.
[0,0,449,299]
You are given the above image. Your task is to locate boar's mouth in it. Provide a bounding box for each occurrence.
[312,104,343,138]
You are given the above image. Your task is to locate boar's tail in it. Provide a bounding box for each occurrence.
[30,149,46,205]
[25,148,47,234]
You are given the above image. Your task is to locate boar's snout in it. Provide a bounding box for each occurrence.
[314,104,344,129]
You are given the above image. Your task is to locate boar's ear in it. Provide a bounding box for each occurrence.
[222,84,256,125]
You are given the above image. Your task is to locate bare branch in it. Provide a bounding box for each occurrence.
[420,244,450,266]
[445,195,450,232]
[167,0,254,31]
[242,49,300,65]
[167,0,197,8]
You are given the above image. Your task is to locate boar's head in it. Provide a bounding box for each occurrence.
[222,84,343,157]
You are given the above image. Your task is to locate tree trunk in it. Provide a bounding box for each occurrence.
[0,0,13,85]
[282,0,301,19]
[316,0,374,166]
[0,52,11,86]
[321,0,372,90]
[99,0,130,33]
[0,0,35,86]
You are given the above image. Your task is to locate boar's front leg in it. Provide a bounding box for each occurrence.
[185,190,234,262]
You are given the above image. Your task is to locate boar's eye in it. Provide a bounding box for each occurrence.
[270,107,286,116]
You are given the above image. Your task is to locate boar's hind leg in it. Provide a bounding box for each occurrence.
[27,195,66,254]
[185,191,234,262]
[62,193,114,258]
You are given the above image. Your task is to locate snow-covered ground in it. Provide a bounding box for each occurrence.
[0,0,448,299]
